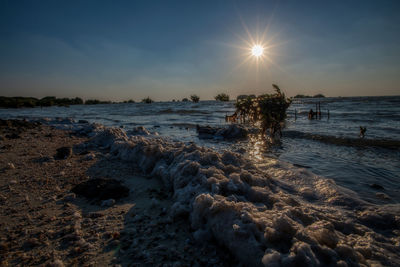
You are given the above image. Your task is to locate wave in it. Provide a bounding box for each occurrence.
[283,130,400,149]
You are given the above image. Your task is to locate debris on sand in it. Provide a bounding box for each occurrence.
[6,162,15,170]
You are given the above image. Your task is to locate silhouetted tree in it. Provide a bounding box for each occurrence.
[141,97,154,104]
[215,93,230,101]
[190,95,200,103]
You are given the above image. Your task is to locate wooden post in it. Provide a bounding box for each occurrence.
[318,102,321,119]
[295,109,297,120]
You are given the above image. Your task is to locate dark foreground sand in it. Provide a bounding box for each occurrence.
[0,120,232,266]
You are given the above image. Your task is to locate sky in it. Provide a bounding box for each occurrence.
[0,0,399,101]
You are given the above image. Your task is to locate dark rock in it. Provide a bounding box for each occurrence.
[55,146,72,159]
[72,178,129,201]
[196,124,248,140]
[369,183,384,190]
[196,125,218,139]
[219,124,248,139]
[78,120,89,124]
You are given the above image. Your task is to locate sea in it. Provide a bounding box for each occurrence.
[1,96,399,204]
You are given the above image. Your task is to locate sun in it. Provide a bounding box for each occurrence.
[251,45,264,57]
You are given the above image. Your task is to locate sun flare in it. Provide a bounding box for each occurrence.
[251,45,264,57]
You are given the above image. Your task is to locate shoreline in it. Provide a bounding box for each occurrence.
[1,119,399,266]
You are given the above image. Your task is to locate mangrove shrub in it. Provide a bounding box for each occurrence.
[215,93,230,102]
[235,84,291,137]
[141,97,154,104]
[190,94,200,103]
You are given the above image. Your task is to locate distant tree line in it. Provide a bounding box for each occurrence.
[0,96,118,108]
[0,96,83,108]
[84,99,111,105]
[293,94,325,98]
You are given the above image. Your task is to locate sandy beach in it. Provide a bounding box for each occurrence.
[1,119,399,267]
[0,120,233,266]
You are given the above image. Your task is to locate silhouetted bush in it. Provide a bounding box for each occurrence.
[182,98,189,102]
[235,84,291,137]
[293,94,310,98]
[215,93,230,101]
[190,95,200,103]
[313,94,325,98]
[141,97,154,104]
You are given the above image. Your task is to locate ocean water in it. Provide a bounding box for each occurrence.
[1,96,399,204]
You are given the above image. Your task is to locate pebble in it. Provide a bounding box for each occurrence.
[9,179,17,184]
[6,163,15,169]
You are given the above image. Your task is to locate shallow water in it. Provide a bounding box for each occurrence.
[1,96,399,204]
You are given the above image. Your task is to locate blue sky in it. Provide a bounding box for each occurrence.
[0,0,399,100]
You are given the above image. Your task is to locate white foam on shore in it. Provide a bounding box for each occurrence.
[46,120,400,266]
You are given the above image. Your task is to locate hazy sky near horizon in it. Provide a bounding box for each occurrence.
[1,0,399,101]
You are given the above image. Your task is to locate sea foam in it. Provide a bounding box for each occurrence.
[53,120,400,266]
